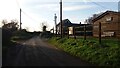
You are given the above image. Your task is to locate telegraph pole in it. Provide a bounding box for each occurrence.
[53,27,54,34]
[60,0,63,38]
[54,14,57,35]
[20,8,22,30]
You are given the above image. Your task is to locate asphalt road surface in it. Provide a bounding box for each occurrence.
[3,36,95,66]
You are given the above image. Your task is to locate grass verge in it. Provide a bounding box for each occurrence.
[48,37,120,67]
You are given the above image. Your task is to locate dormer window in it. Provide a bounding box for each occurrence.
[106,17,113,22]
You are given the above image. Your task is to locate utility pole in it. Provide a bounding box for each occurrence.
[54,14,57,35]
[60,0,63,38]
[20,8,22,30]
[53,27,54,34]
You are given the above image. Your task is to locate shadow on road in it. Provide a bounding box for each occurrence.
[2,37,96,67]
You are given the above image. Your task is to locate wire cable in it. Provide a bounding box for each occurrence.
[22,10,39,23]
[15,0,40,23]
[16,0,21,9]
[88,0,110,10]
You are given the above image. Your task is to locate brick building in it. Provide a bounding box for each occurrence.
[92,11,120,37]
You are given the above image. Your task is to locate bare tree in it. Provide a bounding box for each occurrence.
[85,12,104,24]
[25,27,30,32]
[40,21,49,32]
[2,19,8,25]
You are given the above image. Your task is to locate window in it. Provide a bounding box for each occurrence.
[106,17,113,22]
[93,26,99,29]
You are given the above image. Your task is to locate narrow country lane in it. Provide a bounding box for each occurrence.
[3,36,95,66]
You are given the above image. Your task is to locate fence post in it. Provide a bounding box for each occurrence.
[67,27,69,39]
[73,27,76,39]
[99,22,101,45]
[84,24,86,40]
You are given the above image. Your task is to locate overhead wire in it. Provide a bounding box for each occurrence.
[16,0,21,8]
[88,0,111,10]
[15,0,39,23]
[15,0,113,30]
[22,10,39,23]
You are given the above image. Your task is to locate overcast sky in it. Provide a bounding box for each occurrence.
[0,0,119,32]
